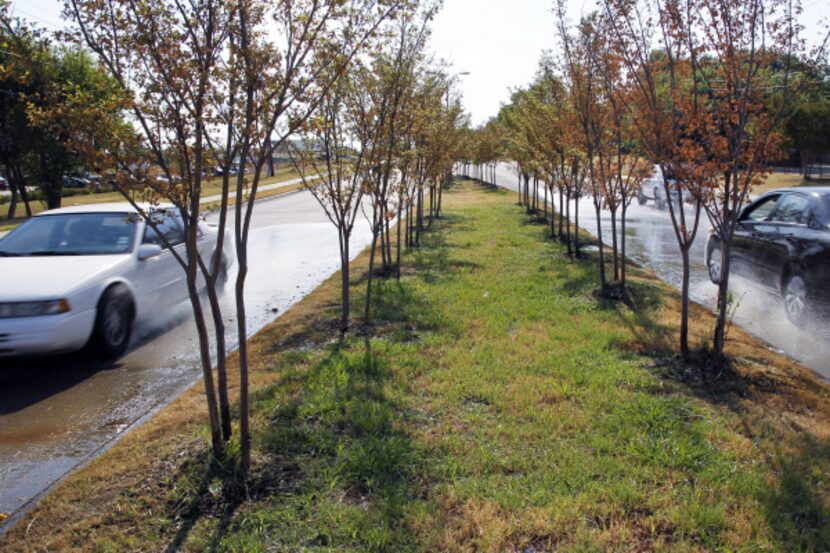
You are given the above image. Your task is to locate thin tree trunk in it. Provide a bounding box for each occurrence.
[365,224,379,321]
[186,260,223,457]
[610,207,619,281]
[406,202,412,248]
[574,195,580,258]
[379,206,388,270]
[17,166,31,217]
[385,206,393,272]
[203,280,231,441]
[234,263,250,466]
[437,174,444,216]
[396,205,402,280]
[565,190,572,256]
[533,176,538,212]
[6,161,17,220]
[550,186,557,238]
[341,229,350,332]
[680,248,691,357]
[558,187,564,238]
[593,200,605,285]
[428,186,434,228]
[517,172,522,205]
[713,241,733,357]
[621,203,627,291]
[416,187,423,246]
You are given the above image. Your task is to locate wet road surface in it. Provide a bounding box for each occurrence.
[0,190,373,523]
[492,163,830,379]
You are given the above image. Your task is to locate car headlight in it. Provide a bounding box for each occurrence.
[0,299,71,318]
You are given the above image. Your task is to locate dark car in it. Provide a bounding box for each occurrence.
[62,175,90,189]
[706,187,830,326]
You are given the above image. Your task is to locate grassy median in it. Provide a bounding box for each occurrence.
[3,178,830,552]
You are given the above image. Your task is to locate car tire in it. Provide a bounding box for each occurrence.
[707,244,722,284]
[637,192,647,205]
[783,271,809,327]
[91,285,133,358]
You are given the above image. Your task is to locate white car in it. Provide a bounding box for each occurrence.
[0,203,233,358]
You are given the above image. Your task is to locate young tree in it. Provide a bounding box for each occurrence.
[602,0,705,356]
[67,0,237,456]
[291,79,366,332]
[677,0,827,357]
[224,0,412,469]
[593,40,651,291]
[555,5,609,280]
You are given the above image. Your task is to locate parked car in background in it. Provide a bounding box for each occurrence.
[81,171,103,184]
[637,164,695,209]
[155,174,182,185]
[0,203,233,358]
[0,175,7,191]
[706,187,830,326]
[62,175,90,189]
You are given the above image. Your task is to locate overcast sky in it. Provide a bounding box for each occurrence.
[9,0,830,126]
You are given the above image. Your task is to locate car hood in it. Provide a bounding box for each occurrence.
[0,255,131,301]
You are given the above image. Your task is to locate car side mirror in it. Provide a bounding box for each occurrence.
[138,243,163,260]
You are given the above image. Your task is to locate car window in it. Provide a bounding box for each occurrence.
[742,194,780,222]
[770,194,811,224]
[143,210,185,248]
[0,213,137,255]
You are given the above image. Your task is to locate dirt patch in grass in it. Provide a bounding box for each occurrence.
[3,178,830,552]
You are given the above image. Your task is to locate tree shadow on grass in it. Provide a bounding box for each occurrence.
[459,177,503,194]
[160,338,424,551]
[408,213,481,286]
[252,340,421,550]
[762,434,830,550]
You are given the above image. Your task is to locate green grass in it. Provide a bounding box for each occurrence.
[5,178,830,552]
[170,180,828,551]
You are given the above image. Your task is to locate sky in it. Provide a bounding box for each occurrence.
[8,0,830,126]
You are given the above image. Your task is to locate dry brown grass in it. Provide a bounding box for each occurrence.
[754,171,830,195]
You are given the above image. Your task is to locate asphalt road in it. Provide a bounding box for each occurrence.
[491,163,830,379]
[0,189,374,523]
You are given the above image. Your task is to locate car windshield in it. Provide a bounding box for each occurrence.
[0,212,138,256]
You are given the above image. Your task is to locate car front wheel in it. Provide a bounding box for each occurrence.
[92,286,133,358]
[784,272,809,327]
